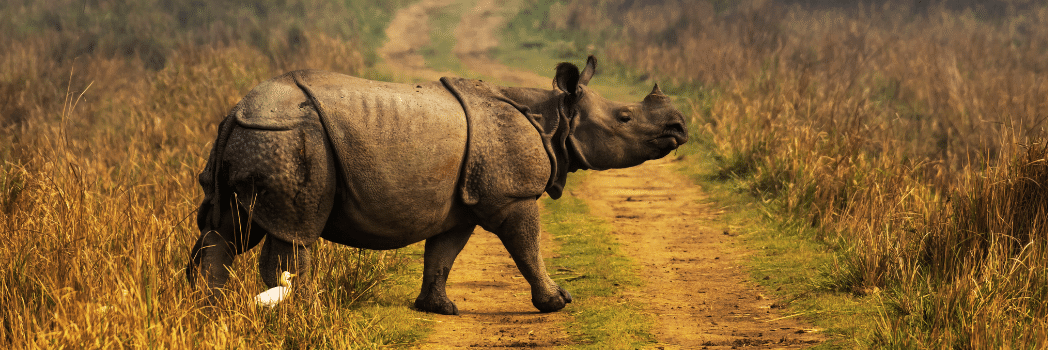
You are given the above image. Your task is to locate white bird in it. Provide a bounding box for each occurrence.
[255,271,296,308]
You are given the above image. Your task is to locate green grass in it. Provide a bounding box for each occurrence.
[494,2,652,101]
[347,0,422,67]
[541,173,656,349]
[418,0,468,74]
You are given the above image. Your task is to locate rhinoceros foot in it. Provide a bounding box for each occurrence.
[414,294,459,315]
[533,285,573,313]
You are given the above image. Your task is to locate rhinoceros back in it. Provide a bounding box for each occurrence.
[237,70,469,240]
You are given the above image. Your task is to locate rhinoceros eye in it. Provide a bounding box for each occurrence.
[617,110,632,123]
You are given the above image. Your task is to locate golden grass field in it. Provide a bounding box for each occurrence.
[0,0,431,348]
[2,0,1047,348]
[544,0,1048,347]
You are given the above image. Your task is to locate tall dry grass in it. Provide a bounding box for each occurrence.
[0,1,425,347]
[543,0,1048,347]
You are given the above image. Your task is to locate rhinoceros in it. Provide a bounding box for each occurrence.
[186,56,687,314]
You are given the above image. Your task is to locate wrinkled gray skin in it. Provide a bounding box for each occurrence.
[186,56,688,314]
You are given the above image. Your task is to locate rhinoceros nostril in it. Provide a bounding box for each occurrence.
[665,122,685,135]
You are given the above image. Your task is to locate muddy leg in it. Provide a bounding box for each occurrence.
[492,201,572,313]
[415,224,475,315]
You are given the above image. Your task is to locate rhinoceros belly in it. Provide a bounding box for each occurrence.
[295,72,469,246]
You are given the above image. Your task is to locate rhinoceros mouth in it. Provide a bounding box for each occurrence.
[656,136,678,148]
[648,135,683,157]
[652,133,685,148]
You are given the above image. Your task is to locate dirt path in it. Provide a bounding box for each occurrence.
[378,0,456,82]
[379,0,824,348]
[452,0,550,87]
[575,158,823,349]
[414,230,571,349]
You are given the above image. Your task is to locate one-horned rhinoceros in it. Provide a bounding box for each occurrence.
[186,56,688,314]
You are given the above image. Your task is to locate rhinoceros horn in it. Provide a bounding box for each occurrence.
[644,83,671,105]
[650,83,664,96]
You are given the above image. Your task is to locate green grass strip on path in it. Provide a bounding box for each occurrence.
[541,173,656,349]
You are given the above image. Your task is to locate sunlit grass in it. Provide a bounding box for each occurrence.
[530,0,1048,347]
[0,1,430,347]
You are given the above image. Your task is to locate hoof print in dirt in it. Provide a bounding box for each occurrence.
[185,56,687,313]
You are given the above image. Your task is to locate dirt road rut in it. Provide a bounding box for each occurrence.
[577,158,823,349]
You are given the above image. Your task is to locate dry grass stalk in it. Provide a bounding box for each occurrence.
[0,17,417,347]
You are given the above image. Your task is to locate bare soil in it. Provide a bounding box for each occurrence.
[379,0,825,348]
[414,230,572,349]
[575,158,824,349]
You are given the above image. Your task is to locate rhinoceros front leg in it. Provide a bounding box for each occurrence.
[186,205,265,298]
[492,200,573,313]
[414,224,475,315]
[258,236,314,295]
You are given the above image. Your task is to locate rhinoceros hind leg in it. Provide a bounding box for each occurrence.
[489,200,572,313]
[414,224,475,315]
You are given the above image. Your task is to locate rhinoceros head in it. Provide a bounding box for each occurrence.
[554,57,688,170]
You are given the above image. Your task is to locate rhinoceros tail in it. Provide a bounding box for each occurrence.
[197,113,237,232]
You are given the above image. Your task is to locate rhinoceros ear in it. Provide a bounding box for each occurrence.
[554,62,581,95]
[578,56,597,86]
